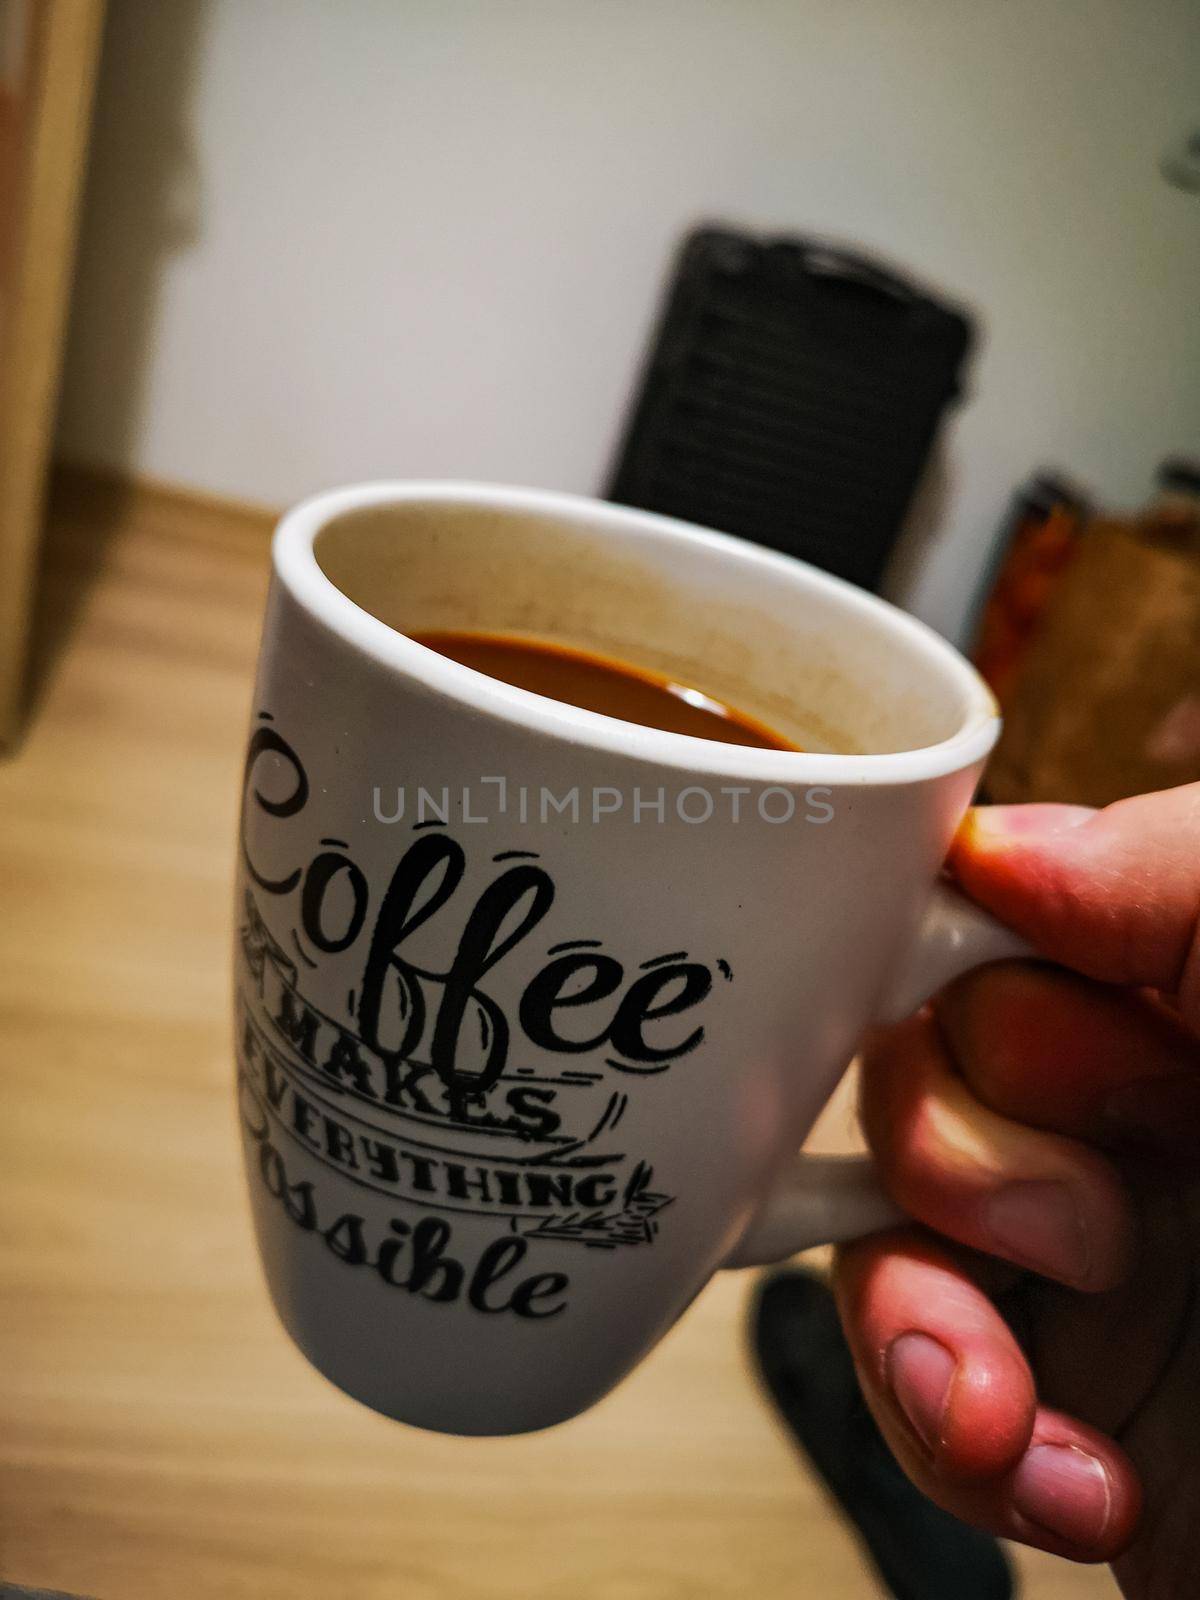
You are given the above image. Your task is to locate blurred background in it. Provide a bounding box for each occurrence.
[57,0,1200,639]
[1,2,1198,1597]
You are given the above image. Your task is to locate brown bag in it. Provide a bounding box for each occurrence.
[985,518,1200,807]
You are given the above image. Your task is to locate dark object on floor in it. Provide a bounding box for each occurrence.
[607,226,975,592]
[1,1589,97,1599]
[751,1268,1014,1600]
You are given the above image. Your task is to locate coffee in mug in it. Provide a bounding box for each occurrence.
[411,630,798,750]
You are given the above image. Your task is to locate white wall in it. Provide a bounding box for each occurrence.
[57,0,1200,641]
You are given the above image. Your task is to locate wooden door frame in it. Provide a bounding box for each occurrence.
[0,0,105,746]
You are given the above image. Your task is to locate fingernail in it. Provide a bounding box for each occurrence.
[887,1332,956,1453]
[969,804,1096,840]
[1013,1444,1112,1548]
[1101,1073,1200,1151]
[983,1180,1091,1285]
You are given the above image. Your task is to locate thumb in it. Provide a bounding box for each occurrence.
[949,784,1200,1020]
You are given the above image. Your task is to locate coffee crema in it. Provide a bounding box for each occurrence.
[411,630,797,752]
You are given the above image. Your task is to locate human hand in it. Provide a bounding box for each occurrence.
[835,786,1200,1598]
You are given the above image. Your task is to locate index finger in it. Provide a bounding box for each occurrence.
[949,787,1200,1026]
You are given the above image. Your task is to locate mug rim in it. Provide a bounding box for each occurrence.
[272,480,1000,786]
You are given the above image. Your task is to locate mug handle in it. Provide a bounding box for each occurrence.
[725,881,1035,1267]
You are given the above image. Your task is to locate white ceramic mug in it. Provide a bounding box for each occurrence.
[234,482,1029,1436]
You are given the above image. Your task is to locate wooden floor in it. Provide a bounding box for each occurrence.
[0,469,1115,1599]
